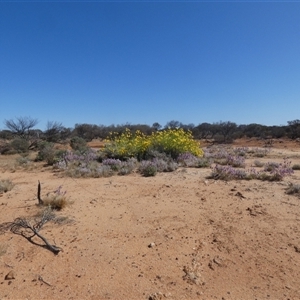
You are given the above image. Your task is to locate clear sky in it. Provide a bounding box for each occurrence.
[1,1,299,130]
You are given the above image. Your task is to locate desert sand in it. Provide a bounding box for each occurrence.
[0,139,300,300]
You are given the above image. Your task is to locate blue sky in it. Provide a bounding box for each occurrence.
[1,1,299,130]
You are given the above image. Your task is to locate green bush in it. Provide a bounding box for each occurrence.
[138,161,157,177]
[36,142,66,165]
[0,143,14,155]
[16,156,32,166]
[70,136,88,152]
[10,138,29,153]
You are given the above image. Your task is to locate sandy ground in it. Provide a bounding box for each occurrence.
[0,139,300,300]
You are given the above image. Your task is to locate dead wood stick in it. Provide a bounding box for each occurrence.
[37,181,43,205]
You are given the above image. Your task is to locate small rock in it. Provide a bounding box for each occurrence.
[294,246,300,253]
[148,292,163,300]
[148,242,156,248]
[5,271,15,280]
[235,192,245,198]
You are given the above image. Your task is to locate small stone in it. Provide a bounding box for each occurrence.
[5,271,15,280]
[148,242,156,248]
[148,292,163,300]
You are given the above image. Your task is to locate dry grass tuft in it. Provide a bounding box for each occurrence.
[0,179,14,193]
[0,243,8,257]
[42,194,70,210]
[286,183,300,197]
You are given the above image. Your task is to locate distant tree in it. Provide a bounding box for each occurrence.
[243,123,268,138]
[287,119,300,139]
[164,120,183,129]
[73,123,100,141]
[270,126,286,139]
[59,127,72,141]
[125,124,153,135]
[152,122,162,131]
[193,123,214,139]
[181,123,195,131]
[4,117,38,140]
[4,117,39,150]
[215,121,237,142]
[44,121,65,143]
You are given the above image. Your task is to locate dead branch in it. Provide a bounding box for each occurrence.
[38,275,52,286]
[1,207,62,255]
[37,180,43,205]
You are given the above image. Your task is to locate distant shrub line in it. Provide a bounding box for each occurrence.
[2,127,295,182]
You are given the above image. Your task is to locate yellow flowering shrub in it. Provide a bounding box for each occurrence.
[104,128,203,160]
[149,128,203,158]
[104,129,150,160]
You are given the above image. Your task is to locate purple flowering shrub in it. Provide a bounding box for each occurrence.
[177,152,199,167]
[118,158,138,175]
[55,150,138,177]
[177,152,211,168]
[259,159,294,181]
[211,165,247,180]
[152,158,178,172]
[264,162,280,172]
[253,160,264,167]
[54,150,113,178]
[66,163,113,178]
[138,161,157,177]
[233,147,249,157]
[211,159,293,181]
[138,157,178,176]
[102,158,123,171]
[103,158,138,175]
[204,146,245,168]
[248,147,270,157]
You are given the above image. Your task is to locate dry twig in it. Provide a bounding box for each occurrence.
[0,207,62,255]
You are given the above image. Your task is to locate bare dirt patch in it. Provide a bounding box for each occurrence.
[0,140,300,299]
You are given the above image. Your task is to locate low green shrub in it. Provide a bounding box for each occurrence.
[10,138,29,153]
[36,142,66,165]
[16,156,31,166]
[70,136,88,151]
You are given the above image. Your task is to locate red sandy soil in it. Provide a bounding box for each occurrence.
[0,139,300,300]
